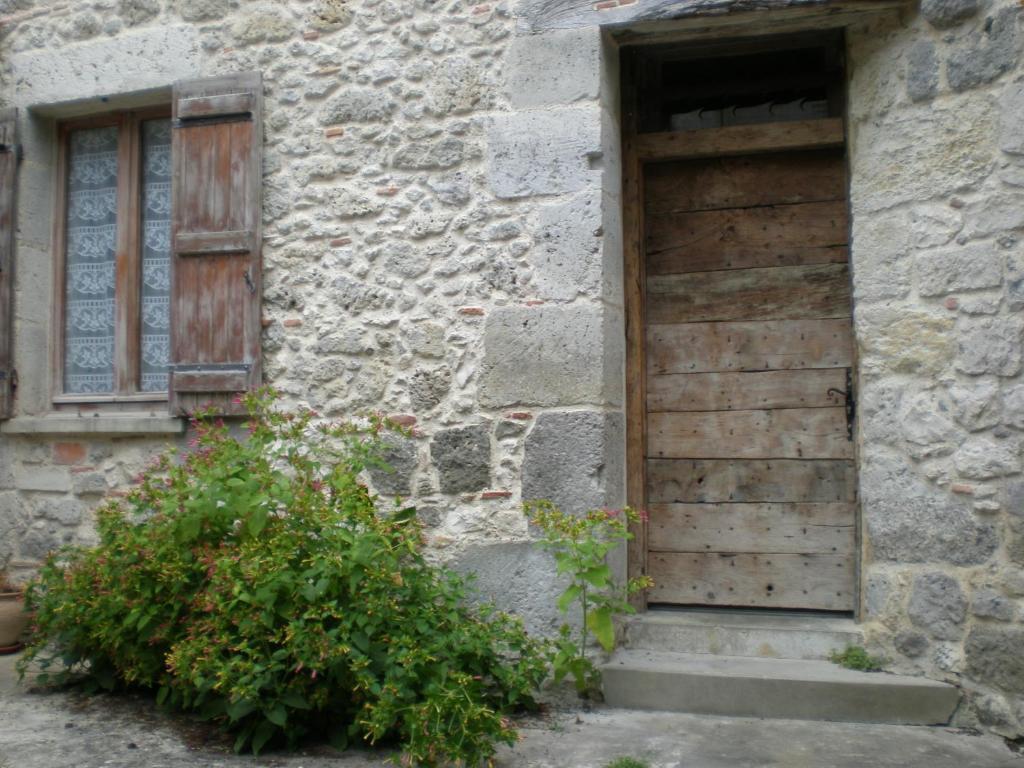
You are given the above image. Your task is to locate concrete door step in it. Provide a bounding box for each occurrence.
[621,609,863,660]
[601,650,960,725]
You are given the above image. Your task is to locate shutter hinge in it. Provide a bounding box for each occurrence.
[243,268,257,295]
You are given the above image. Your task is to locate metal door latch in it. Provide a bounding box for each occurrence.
[827,368,855,441]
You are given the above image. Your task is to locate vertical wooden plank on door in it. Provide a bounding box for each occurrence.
[622,51,648,608]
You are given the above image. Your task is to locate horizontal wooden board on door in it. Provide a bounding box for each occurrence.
[644,149,846,215]
[647,407,853,460]
[647,369,848,412]
[646,263,851,324]
[647,502,855,555]
[647,318,854,375]
[646,458,857,504]
[648,551,855,611]
[645,200,848,273]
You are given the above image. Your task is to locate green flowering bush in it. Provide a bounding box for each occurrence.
[19,392,548,765]
[524,501,652,696]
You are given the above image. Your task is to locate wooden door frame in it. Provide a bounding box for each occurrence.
[621,48,848,611]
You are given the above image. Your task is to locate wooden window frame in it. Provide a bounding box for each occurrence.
[51,105,171,406]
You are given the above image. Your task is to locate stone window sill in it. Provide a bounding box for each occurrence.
[1,414,186,436]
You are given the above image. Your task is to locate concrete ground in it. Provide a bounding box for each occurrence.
[1,653,1021,768]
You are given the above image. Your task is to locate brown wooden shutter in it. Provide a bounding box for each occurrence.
[0,108,17,419]
[170,73,263,416]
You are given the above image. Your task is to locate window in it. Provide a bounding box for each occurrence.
[57,110,172,400]
[0,70,268,420]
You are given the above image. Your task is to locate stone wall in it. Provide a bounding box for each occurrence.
[0,0,1021,740]
[0,0,625,637]
[848,0,1024,738]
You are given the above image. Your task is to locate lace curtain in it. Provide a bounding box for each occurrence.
[63,120,171,395]
[64,126,118,394]
[140,119,171,392]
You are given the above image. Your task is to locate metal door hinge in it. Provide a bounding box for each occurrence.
[827,368,855,442]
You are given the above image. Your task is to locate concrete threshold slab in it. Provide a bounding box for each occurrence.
[623,608,863,659]
[601,649,960,725]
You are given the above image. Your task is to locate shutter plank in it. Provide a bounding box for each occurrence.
[171,72,262,415]
[0,108,17,419]
[647,369,848,412]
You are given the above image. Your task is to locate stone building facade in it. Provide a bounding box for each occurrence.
[0,0,1022,739]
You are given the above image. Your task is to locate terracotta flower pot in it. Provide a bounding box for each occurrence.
[0,590,28,653]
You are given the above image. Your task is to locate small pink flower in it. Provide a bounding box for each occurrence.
[638,508,649,523]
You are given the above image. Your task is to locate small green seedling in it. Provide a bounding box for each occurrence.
[829,645,886,672]
[605,758,650,768]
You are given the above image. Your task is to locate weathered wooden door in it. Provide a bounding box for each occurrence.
[642,148,856,612]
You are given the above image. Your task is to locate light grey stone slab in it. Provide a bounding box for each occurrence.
[10,25,200,108]
[965,626,1024,692]
[506,27,601,109]
[449,541,566,635]
[953,436,1021,479]
[521,410,624,516]
[861,449,998,566]
[531,190,603,301]
[487,106,601,199]
[601,650,960,725]
[478,304,607,407]
[367,435,418,497]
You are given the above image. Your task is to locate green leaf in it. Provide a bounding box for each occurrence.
[556,584,582,613]
[251,719,277,755]
[265,703,287,727]
[586,607,615,652]
[227,698,257,722]
[156,686,170,706]
[581,564,611,588]
[246,508,269,538]
[279,691,311,710]
[392,506,417,524]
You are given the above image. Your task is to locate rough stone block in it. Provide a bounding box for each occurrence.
[431,425,490,494]
[368,435,417,497]
[965,626,1024,692]
[532,190,603,301]
[478,305,606,408]
[14,465,71,493]
[175,0,230,21]
[522,410,624,516]
[10,25,200,107]
[948,379,1001,432]
[487,106,601,199]
[321,89,397,124]
[37,497,85,527]
[970,588,1015,621]
[920,0,979,29]
[1007,252,1024,312]
[506,27,601,109]
[861,450,998,566]
[850,100,995,213]
[916,243,1002,297]
[953,437,1021,479]
[900,391,956,458]
[956,316,1023,377]
[1000,80,1024,155]
[910,203,963,248]
[449,542,567,636]
[856,306,954,378]
[392,137,465,170]
[409,366,451,413]
[908,572,967,640]
[425,56,494,116]
[71,473,108,496]
[851,212,912,302]
[1004,384,1024,430]
[947,7,1018,92]
[964,196,1024,238]
[907,40,938,102]
[894,631,929,658]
